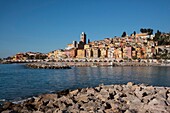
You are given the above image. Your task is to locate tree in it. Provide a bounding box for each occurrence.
[121,31,126,37]
[147,29,153,35]
[143,28,147,33]
[140,28,144,33]
[88,39,90,43]
[133,31,136,36]
[150,29,153,35]
[140,28,153,34]
[154,30,161,41]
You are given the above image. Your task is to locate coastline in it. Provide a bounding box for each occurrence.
[1,82,170,113]
[1,59,170,67]
[25,61,170,69]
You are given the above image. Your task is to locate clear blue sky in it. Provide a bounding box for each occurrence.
[0,0,170,58]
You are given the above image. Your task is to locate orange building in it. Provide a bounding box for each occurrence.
[76,49,86,58]
[65,48,77,58]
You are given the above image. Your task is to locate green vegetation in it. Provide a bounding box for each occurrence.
[121,31,126,37]
[133,31,136,36]
[154,30,170,45]
[140,28,153,35]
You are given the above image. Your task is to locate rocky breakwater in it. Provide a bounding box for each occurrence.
[26,63,71,69]
[1,82,170,113]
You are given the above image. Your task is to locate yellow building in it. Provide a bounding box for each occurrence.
[92,47,100,58]
[86,48,93,58]
[100,48,107,58]
[76,49,86,58]
[114,48,123,59]
[48,52,55,59]
[84,44,90,49]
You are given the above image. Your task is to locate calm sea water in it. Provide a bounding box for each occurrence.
[0,64,170,102]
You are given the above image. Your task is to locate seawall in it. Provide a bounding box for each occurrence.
[25,61,168,70]
[1,82,170,113]
[26,63,71,69]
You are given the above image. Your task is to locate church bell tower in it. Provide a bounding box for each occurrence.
[80,32,86,44]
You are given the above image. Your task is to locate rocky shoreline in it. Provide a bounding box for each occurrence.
[1,82,170,113]
[26,63,71,69]
[25,61,170,70]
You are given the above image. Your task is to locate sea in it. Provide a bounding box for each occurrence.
[0,64,170,103]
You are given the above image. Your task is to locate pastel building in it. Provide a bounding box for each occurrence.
[65,48,77,58]
[123,46,132,59]
[108,47,114,58]
[92,47,100,58]
[14,53,26,60]
[114,48,123,59]
[86,48,93,58]
[76,49,86,58]
[100,48,108,58]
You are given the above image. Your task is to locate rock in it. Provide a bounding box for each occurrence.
[46,109,53,113]
[103,109,113,113]
[148,98,166,106]
[114,92,122,101]
[56,110,63,113]
[100,85,113,91]
[97,110,104,113]
[127,82,134,87]
[2,102,13,110]
[69,89,79,96]
[124,109,131,113]
[81,101,97,111]
[65,98,74,106]
[100,88,108,95]
[1,83,170,113]
[68,109,79,113]
[167,93,170,98]
[46,100,54,108]
[95,93,107,102]
[131,97,141,104]
[75,94,89,103]
[142,86,156,96]
[99,88,110,100]
[141,95,154,104]
[40,94,58,102]
[57,89,70,97]
[114,85,123,91]
[20,108,30,113]
[80,88,87,93]
[58,96,68,102]
[86,88,95,95]
[33,111,44,113]
[166,96,170,105]
[145,97,169,112]
[58,103,66,110]
[128,102,144,111]
[80,111,87,113]
[1,110,14,113]
[106,100,120,111]
[108,87,115,94]
[95,86,101,92]
[156,88,167,99]
[134,86,143,99]
[12,104,22,112]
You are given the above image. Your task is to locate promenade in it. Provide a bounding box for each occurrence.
[25,61,170,70]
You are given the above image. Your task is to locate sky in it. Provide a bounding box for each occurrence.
[0,0,170,58]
